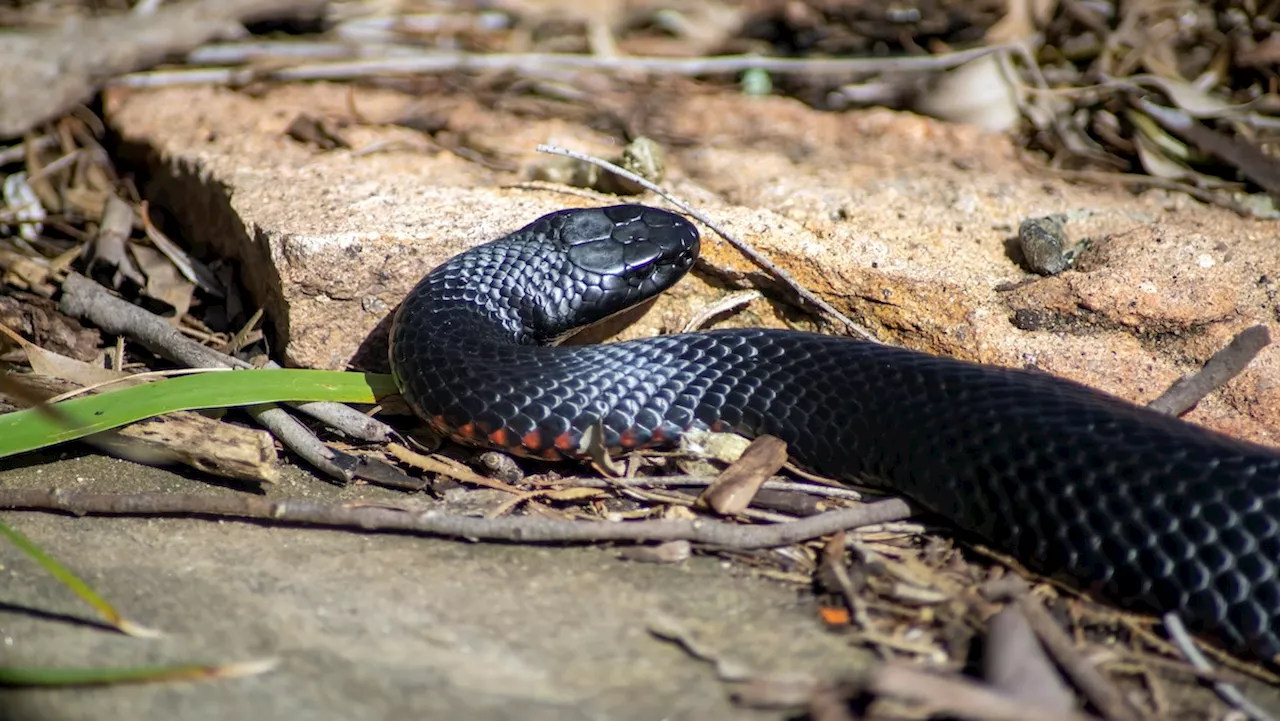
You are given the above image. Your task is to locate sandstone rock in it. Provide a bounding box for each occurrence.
[105,82,1280,446]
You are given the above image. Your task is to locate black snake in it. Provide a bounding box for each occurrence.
[389,204,1280,660]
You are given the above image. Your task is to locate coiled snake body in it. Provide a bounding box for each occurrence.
[390,204,1280,660]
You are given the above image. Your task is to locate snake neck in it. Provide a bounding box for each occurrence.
[398,206,700,349]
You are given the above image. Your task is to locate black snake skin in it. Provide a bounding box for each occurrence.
[389,204,1280,660]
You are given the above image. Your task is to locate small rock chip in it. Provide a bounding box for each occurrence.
[1018,215,1070,276]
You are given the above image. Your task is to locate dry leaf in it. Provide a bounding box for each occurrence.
[698,435,788,515]
[1127,74,1237,118]
[0,320,134,388]
[1137,98,1280,195]
[130,242,195,318]
[140,201,223,296]
[1133,129,1196,181]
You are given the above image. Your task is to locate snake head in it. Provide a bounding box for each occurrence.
[562,205,698,281]
[522,204,699,342]
[396,205,700,348]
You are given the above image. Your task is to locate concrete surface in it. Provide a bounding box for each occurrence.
[0,453,863,721]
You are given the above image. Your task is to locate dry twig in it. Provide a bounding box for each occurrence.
[57,272,392,483]
[548,474,865,502]
[0,489,913,549]
[1147,325,1271,416]
[535,144,878,341]
[112,46,1010,89]
[1161,613,1278,721]
[985,579,1145,721]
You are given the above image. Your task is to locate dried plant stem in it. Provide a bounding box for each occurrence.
[535,144,877,341]
[113,46,1009,88]
[0,489,914,550]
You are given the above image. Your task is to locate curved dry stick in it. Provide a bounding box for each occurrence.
[0,489,912,550]
[535,144,878,342]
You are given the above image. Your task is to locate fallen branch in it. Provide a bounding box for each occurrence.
[0,0,328,136]
[111,45,1009,89]
[58,272,390,483]
[548,474,865,501]
[58,273,389,441]
[106,410,280,484]
[0,489,913,549]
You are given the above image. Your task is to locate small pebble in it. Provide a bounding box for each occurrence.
[1018,215,1070,275]
[476,451,524,484]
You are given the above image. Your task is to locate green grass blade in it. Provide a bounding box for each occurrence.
[0,370,399,460]
[0,518,134,630]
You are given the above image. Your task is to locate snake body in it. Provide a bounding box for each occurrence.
[389,204,1280,659]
